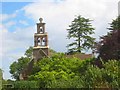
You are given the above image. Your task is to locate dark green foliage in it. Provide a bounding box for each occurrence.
[8,15,120,88]
[24,46,33,58]
[108,16,120,30]
[2,81,39,89]
[10,57,30,80]
[28,53,93,88]
[10,46,33,80]
[2,79,14,89]
[27,53,119,88]
[82,60,119,88]
[9,47,58,80]
[67,15,95,53]
[96,16,120,60]
[8,53,119,88]
[13,81,39,88]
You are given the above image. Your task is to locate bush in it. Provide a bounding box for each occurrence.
[28,53,95,88]
[20,53,119,88]
[81,60,119,88]
[13,81,39,89]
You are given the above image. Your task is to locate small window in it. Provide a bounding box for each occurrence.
[39,27,43,33]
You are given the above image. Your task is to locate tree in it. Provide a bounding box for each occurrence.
[9,47,57,80]
[96,16,120,60]
[82,60,119,88]
[24,46,33,59]
[28,53,93,88]
[0,68,2,90]
[10,47,33,80]
[108,16,120,30]
[28,53,119,88]
[67,15,95,53]
[10,57,30,80]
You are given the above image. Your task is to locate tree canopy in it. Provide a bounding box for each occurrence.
[9,47,58,80]
[28,53,93,88]
[96,16,120,60]
[7,15,120,89]
[67,15,95,53]
[27,53,119,88]
[9,47,33,80]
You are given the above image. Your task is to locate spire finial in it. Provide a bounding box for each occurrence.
[39,18,43,23]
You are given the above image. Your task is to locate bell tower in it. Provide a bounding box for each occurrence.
[33,18,49,61]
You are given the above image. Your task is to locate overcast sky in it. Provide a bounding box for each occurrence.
[1,0,119,79]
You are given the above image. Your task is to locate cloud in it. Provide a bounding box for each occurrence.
[1,22,35,79]
[22,0,119,50]
[19,20,29,26]
[0,23,7,59]
[2,26,34,53]
[119,1,120,15]
[4,21,16,28]
[2,0,38,2]
[0,13,17,22]
[0,11,35,79]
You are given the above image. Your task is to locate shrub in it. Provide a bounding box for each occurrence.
[27,53,119,88]
[13,81,39,89]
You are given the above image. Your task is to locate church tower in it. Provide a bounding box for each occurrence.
[19,18,49,80]
[33,18,49,61]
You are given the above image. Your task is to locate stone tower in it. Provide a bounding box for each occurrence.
[33,18,49,61]
[19,18,49,80]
